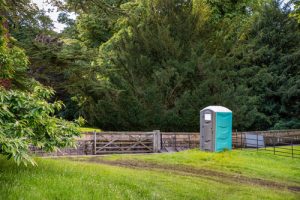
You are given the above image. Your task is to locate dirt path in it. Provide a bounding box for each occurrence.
[66,157,300,192]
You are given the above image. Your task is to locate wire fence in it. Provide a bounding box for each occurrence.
[233,132,300,159]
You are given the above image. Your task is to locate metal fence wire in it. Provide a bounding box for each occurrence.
[232,132,300,159]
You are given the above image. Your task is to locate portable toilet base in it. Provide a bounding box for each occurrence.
[200,106,232,152]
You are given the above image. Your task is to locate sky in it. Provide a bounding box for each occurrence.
[31,0,76,32]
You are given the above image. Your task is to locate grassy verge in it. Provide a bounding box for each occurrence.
[0,149,299,200]
[78,127,101,133]
[86,148,300,185]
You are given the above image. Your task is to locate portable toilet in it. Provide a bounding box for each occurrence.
[200,106,232,152]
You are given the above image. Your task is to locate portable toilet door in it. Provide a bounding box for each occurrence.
[200,108,215,151]
[200,106,232,152]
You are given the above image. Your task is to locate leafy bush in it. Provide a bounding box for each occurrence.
[0,85,80,165]
[0,16,81,165]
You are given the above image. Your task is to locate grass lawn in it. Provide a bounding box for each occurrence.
[78,127,101,133]
[0,149,299,200]
[97,147,300,185]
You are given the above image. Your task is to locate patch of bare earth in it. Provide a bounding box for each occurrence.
[66,157,300,192]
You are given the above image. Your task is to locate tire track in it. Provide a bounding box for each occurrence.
[66,157,300,192]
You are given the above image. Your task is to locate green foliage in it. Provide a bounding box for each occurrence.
[85,0,299,131]
[229,0,300,130]
[0,45,29,87]
[90,0,212,130]
[0,15,80,165]
[291,0,300,22]
[7,0,299,132]
[0,85,80,165]
[0,85,78,164]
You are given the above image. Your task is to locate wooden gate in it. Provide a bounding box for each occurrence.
[93,131,157,154]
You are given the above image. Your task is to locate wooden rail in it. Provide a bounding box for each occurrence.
[30,129,300,156]
[93,131,156,154]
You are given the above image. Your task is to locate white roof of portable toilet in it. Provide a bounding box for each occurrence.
[201,106,232,113]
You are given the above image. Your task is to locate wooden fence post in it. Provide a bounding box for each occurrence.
[153,131,156,153]
[153,130,161,153]
[291,139,294,158]
[94,131,97,155]
[256,132,258,151]
[157,130,161,152]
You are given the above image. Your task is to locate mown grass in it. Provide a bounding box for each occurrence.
[0,149,299,200]
[78,127,101,133]
[96,147,300,185]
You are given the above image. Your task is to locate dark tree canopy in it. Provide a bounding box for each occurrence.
[2,0,300,135]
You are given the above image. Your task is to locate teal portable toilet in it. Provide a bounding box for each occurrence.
[200,106,232,152]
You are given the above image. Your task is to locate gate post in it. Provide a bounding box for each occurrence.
[94,131,97,155]
[153,130,161,153]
